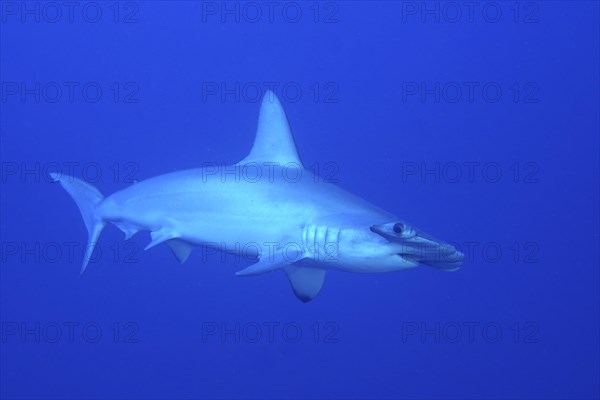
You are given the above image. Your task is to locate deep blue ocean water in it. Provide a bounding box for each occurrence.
[1,1,599,399]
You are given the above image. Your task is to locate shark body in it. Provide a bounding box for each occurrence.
[52,91,463,302]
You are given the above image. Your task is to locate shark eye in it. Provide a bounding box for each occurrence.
[393,223,405,234]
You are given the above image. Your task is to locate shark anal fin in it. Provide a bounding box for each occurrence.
[166,239,194,263]
[115,223,138,240]
[283,266,326,303]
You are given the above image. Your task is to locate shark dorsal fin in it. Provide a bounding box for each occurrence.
[239,91,302,166]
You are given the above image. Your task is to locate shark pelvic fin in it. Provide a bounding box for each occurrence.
[145,228,178,251]
[235,248,306,276]
[166,239,194,263]
[239,90,303,167]
[283,266,326,303]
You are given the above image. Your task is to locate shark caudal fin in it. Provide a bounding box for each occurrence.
[50,173,105,274]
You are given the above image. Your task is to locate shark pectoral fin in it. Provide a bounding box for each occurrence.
[166,239,195,263]
[283,266,326,303]
[235,250,304,276]
[144,228,178,251]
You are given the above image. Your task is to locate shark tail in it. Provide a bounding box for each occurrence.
[50,173,106,274]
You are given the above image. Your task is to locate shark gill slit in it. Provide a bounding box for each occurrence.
[301,224,340,259]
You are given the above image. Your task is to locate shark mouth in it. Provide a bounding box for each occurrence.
[371,225,464,271]
[396,240,463,271]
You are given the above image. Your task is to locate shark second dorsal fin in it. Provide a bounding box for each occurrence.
[239,90,302,167]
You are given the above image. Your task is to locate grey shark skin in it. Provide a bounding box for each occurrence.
[52,91,463,302]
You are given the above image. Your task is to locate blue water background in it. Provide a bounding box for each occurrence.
[1,2,599,399]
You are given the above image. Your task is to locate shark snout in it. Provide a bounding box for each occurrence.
[370,223,464,271]
[398,235,463,271]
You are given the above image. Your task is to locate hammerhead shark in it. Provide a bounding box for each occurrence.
[51,91,463,302]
